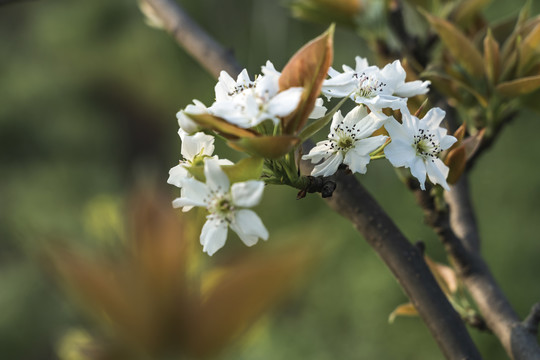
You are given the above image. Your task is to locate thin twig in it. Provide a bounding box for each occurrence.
[142,0,243,78]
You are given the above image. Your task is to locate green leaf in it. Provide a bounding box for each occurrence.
[228,135,300,159]
[297,96,349,141]
[444,145,466,185]
[518,23,540,75]
[279,24,334,135]
[185,112,256,139]
[421,71,487,107]
[496,75,540,97]
[421,10,484,77]
[186,157,264,183]
[483,29,500,85]
[388,303,418,323]
[452,0,492,28]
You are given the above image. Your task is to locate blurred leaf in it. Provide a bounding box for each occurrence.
[187,245,317,358]
[496,75,540,97]
[421,11,484,77]
[483,29,500,85]
[453,122,467,143]
[517,23,540,75]
[463,128,485,160]
[445,145,467,185]
[288,0,362,28]
[279,24,334,134]
[185,112,256,139]
[422,70,487,107]
[187,157,264,183]
[388,303,418,323]
[425,257,459,295]
[228,135,301,159]
[452,0,492,28]
[298,96,349,141]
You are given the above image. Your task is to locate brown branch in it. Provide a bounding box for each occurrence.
[300,145,482,360]
[142,0,242,78]
[414,177,540,359]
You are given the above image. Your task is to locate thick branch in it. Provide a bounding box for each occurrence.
[300,147,481,360]
[142,0,242,78]
[415,177,540,360]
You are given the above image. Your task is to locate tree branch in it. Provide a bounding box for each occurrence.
[142,0,242,78]
[299,146,482,360]
[414,176,540,359]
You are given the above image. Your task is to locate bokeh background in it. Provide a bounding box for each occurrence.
[1,0,540,359]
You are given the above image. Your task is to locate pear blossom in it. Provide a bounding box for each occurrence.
[321,57,430,114]
[302,106,388,177]
[177,99,208,133]
[384,108,457,191]
[209,63,303,128]
[172,159,268,256]
[168,130,232,211]
[262,61,327,119]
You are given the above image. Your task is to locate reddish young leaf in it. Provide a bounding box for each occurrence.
[279,24,334,134]
[445,145,467,185]
[185,112,256,139]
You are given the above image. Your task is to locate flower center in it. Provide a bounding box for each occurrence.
[353,72,386,99]
[207,193,235,222]
[327,124,358,152]
[413,128,441,159]
[228,81,256,97]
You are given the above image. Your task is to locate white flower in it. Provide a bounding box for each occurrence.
[263,61,327,119]
[177,99,208,134]
[168,130,232,211]
[172,159,268,256]
[302,106,388,177]
[321,57,430,114]
[384,108,457,191]
[210,63,303,128]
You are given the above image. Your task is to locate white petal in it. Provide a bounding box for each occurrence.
[422,107,446,129]
[177,110,200,134]
[353,112,388,139]
[394,80,430,97]
[379,60,406,90]
[329,110,344,132]
[426,158,450,191]
[344,149,370,174]
[410,157,427,190]
[360,94,407,111]
[180,131,215,160]
[440,134,457,150]
[200,218,228,256]
[231,180,265,207]
[384,138,416,167]
[354,56,370,72]
[266,87,303,117]
[354,135,388,154]
[230,209,269,246]
[309,98,327,119]
[311,152,343,177]
[167,163,189,187]
[384,118,412,143]
[171,178,209,209]
[342,105,369,126]
[302,141,332,163]
[204,158,230,193]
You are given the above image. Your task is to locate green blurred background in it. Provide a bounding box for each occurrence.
[1,0,540,359]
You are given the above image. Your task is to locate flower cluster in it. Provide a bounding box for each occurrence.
[303,56,456,190]
[169,46,456,255]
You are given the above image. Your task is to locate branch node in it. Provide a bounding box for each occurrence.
[523,302,540,335]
